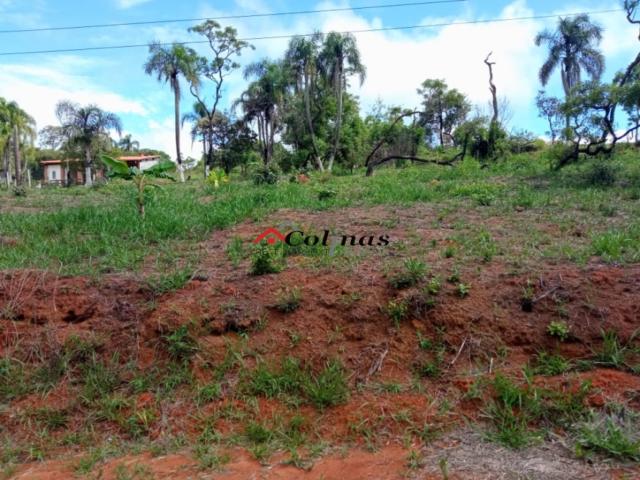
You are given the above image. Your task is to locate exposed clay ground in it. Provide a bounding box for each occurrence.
[2,204,640,479]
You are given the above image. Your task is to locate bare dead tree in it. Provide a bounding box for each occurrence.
[484,52,499,126]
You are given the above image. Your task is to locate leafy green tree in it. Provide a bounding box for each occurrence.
[535,91,564,143]
[236,60,288,166]
[188,21,253,177]
[319,32,366,171]
[535,14,604,128]
[417,79,470,147]
[283,33,326,170]
[41,101,121,187]
[144,42,200,182]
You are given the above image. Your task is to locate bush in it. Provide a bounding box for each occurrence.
[253,165,280,185]
[250,242,284,275]
[583,162,617,187]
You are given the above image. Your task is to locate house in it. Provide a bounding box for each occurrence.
[41,155,161,186]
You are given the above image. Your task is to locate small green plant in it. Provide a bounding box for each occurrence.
[164,325,199,362]
[274,287,302,313]
[102,154,175,217]
[521,280,535,312]
[80,354,121,403]
[226,236,245,267]
[547,321,570,341]
[385,298,409,327]
[443,246,456,258]
[593,330,638,369]
[576,407,640,461]
[457,283,470,298]
[303,360,349,409]
[529,351,572,376]
[447,268,460,283]
[196,382,222,406]
[388,258,427,289]
[250,242,283,275]
[417,331,433,351]
[317,188,337,200]
[426,276,441,295]
[206,169,229,189]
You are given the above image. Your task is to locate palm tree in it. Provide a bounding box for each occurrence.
[182,101,214,175]
[236,60,288,166]
[53,101,122,187]
[118,134,140,152]
[0,100,35,186]
[144,42,200,182]
[284,34,324,170]
[318,32,366,171]
[535,15,604,98]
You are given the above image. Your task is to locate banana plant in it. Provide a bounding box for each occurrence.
[205,168,229,189]
[101,155,175,217]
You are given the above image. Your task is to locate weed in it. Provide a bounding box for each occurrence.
[456,283,470,298]
[529,351,572,376]
[547,321,570,341]
[226,236,245,267]
[164,325,198,362]
[384,298,409,327]
[575,407,640,461]
[196,382,222,406]
[250,242,284,275]
[521,280,534,312]
[303,360,349,409]
[274,287,302,313]
[80,354,121,403]
[388,258,427,289]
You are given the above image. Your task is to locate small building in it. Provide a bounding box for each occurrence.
[41,155,161,186]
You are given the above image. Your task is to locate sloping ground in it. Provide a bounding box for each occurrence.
[1,205,640,479]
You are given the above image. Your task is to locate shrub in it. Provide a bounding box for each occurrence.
[250,242,283,275]
[388,258,427,289]
[583,162,617,187]
[253,165,279,185]
[385,299,409,327]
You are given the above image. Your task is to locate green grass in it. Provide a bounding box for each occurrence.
[1,154,639,276]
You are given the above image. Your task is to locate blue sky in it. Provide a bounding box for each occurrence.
[0,0,636,158]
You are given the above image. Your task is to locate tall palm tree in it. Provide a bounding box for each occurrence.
[0,101,35,186]
[144,42,200,182]
[535,14,605,98]
[319,32,366,171]
[284,34,324,170]
[236,60,288,166]
[52,101,122,187]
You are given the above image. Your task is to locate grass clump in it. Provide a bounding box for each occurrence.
[384,298,409,327]
[575,407,640,461]
[273,287,302,313]
[388,258,427,289]
[164,325,199,362]
[529,351,572,376]
[250,242,284,275]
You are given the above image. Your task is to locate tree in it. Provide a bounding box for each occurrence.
[535,14,604,131]
[144,42,200,182]
[319,32,366,171]
[42,101,122,187]
[235,60,288,166]
[535,91,563,143]
[283,33,326,171]
[188,21,252,177]
[417,79,470,147]
[117,134,140,152]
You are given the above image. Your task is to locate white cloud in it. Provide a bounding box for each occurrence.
[115,0,152,9]
[0,56,146,132]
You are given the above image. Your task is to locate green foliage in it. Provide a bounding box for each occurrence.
[164,325,199,362]
[384,298,409,327]
[547,321,570,341]
[252,165,280,185]
[206,169,229,189]
[529,351,572,376]
[576,408,640,461]
[583,162,617,187]
[250,241,284,275]
[80,354,121,403]
[388,258,427,289]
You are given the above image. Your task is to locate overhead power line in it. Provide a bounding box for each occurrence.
[0,0,466,34]
[0,8,624,57]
